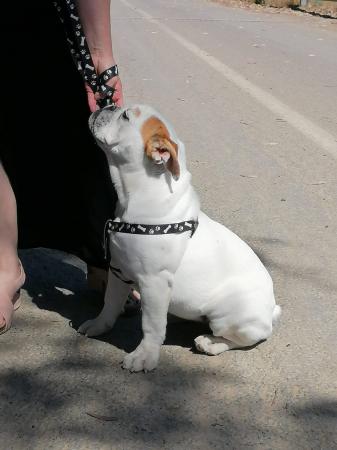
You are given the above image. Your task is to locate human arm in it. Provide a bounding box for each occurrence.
[76,0,123,110]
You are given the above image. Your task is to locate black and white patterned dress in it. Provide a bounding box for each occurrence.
[0,0,117,268]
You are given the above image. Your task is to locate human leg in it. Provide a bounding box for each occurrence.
[0,163,25,334]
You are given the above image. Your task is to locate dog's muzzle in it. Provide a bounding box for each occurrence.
[89,105,120,135]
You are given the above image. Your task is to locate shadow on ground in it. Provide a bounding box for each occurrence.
[1,325,336,449]
[0,350,251,449]
[20,248,210,354]
[1,248,336,448]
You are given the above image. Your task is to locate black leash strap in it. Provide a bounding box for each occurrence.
[53,0,118,108]
[103,218,199,260]
[104,219,198,283]
[106,219,199,237]
[106,219,198,241]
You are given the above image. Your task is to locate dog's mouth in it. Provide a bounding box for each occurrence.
[89,105,120,136]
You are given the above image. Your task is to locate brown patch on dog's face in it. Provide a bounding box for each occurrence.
[141,116,180,179]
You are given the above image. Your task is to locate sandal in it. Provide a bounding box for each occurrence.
[0,260,26,335]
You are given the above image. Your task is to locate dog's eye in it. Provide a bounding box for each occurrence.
[121,110,129,121]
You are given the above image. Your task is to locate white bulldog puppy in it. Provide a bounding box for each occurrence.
[79,105,281,372]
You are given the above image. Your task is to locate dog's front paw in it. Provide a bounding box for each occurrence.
[122,340,160,372]
[78,318,112,337]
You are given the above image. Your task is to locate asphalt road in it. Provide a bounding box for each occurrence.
[1,1,337,449]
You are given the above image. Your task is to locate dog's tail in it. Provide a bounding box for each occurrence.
[272,305,282,325]
[272,305,282,326]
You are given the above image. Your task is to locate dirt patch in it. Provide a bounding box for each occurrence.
[210,0,337,18]
[297,1,337,18]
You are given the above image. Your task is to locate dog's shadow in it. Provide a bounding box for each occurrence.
[20,248,210,354]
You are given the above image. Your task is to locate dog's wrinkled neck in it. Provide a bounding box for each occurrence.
[108,161,198,224]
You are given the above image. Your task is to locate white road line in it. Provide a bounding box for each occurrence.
[120,0,337,159]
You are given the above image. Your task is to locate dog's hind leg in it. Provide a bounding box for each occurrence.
[194,335,237,355]
[78,270,131,337]
[195,318,273,355]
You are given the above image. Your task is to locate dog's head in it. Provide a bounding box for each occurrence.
[89,105,181,180]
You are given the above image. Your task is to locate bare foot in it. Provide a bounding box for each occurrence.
[0,260,25,332]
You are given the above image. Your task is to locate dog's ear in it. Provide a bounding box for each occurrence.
[142,116,180,180]
[145,135,180,180]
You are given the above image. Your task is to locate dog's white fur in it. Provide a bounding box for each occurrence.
[78,105,281,372]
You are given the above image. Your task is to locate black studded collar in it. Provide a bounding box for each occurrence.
[105,219,198,238]
[103,218,198,280]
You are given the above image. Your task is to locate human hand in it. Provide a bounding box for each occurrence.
[85,75,124,112]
